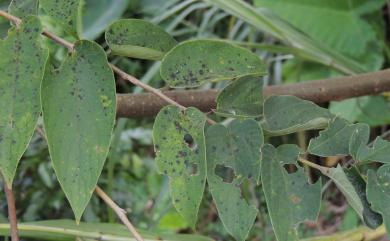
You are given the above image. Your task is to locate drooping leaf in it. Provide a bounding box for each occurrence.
[153,105,207,227]
[105,19,177,60]
[215,75,263,118]
[263,95,333,136]
[0,16,48,186]
[160,39,267,88]
[41,40,116,222]
[261,144,321,241]
[8,0,38,18]
[367,164,390,236]
[308,118,368,157]
[82,0,129,40]
[40,0,83,37]
[206,119,263,241]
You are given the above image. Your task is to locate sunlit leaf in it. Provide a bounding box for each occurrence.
[0,16,48,186]
[42,40,116,222]
[206,119,263,241]
[153,105,207,227]
[160,39,266,88]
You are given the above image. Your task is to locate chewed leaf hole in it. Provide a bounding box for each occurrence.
[283,164,298,174]
[184,133,197,150]
[185,161,198,176]
[215,164,236,183]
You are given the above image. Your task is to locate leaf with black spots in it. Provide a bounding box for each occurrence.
[0,16,48,186]
[41,40,116,222]
[8,0,38,18]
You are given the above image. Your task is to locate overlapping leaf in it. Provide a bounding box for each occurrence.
[106,19,177,60]
[263,95,333,136]
[8,0,38,18]
[160,39,267,88]
[215,75,263,118]
[153,106,207,227]
[206,119,263,241]
[41,40,116,222]
[261,144,321,241]
[0,16,48,186]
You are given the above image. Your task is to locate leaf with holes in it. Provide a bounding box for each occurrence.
[41,40,116,222]
[308,118,369,157]
[367,164,390,235]
[0,16,48,187]
[40,0,83,37]
[153,105,207,227]
[105,19,177,60]
[215,75,263,118]
[261,144,321,241]
[8,0,38,18]
[263,95,333,136]
[160,39,267,88]
[206,119,263,241]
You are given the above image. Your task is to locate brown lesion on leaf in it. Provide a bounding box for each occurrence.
[289,194,301,204]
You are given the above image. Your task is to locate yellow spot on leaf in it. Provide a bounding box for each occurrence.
[289,194,301,204]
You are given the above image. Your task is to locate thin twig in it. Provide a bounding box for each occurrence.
[298,157,329,174]
[95,186,144,241]
[3,183,19,241]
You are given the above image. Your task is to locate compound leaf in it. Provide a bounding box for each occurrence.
[215,75,263,118]
[42,40,116,222]
[40,0,83,37]
[261,144,321,241]
[160,39,266,88]
[105,19,177,60]
[206,119,263,241]
[0,16,48,186]
[263,95,333,136]
[8,0,38,18]
[153,106,207,227]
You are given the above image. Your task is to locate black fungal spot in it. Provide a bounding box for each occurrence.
[215,164,236,183]
[183,133,197,150]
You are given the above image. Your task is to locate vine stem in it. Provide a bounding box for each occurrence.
[3,183,19,241]
[95,186,144,241]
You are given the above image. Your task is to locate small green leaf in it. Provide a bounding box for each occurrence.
[263,95,333,136]
[349,123,370,159]
[206,119,263,241]
[215,75,263,118]
[153,106,207,227]
[42,40,116,222]
[308,118,368,157]
[0,16,48,186]
[160,39,267,88]
[367,164,390,236]
[40,0,83,37]
[261,144,321,241]
[8,0,38,18]
[105,19,177,60]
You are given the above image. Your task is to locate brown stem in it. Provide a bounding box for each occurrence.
[95,186,144,241]
[3,183,19,241]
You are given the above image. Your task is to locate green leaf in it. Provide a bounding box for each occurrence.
[0,16,48,186]
[160,39,267,88]
[261,144,321,241]
[367,164,390,236]
[82,0,129,40]
[40,0,83,37]
[8,0,38,18]
[153,105,207,227]
[263,95,333,136]
[215,75,263,118]
[351,137,390,164]
[105,19,177,60]
[206,119,263,241]
[41,40,116,222]
[308,118,368,157]
[349,123,370,160]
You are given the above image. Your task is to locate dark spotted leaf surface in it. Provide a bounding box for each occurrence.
[105,19,177,60]
[160,39,267,88]
[367,164,390,236]
[206,119,263,241]
[40,0,82,37]
[215,75,263,118]
[0,16,48,186]
[8,0,38,18]
[42,40,116,222]
[263,95,333,136]
[308,118,368,157]
[153,106,207,227]
[261,144,321,241]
